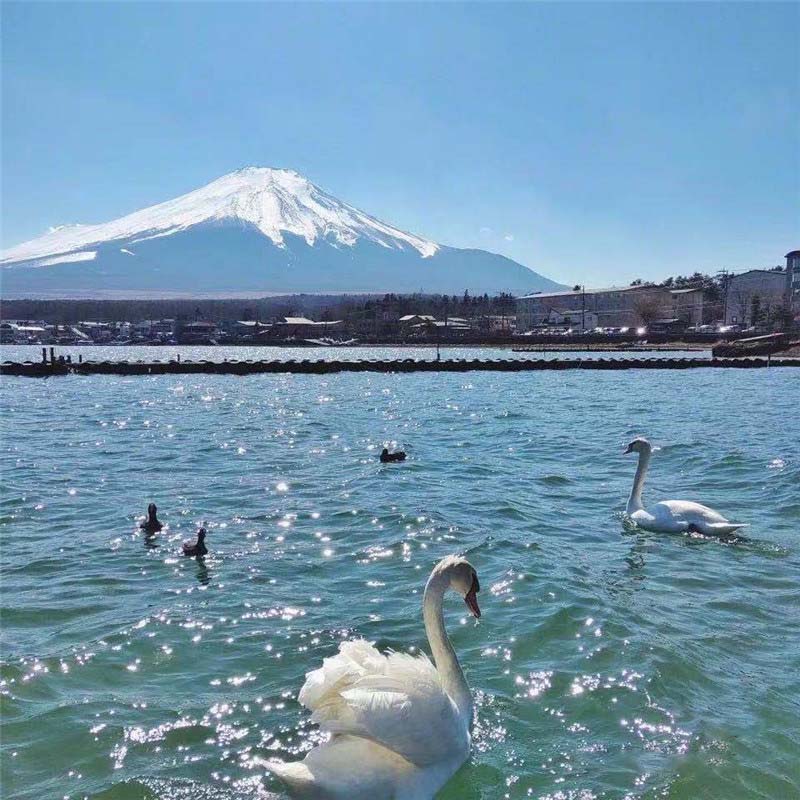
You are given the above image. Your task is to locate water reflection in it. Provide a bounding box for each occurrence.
[143,532,160,550]
[624,539,647,572]
[195,559,210,586]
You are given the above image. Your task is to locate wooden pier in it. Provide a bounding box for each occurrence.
[1,356,797,377]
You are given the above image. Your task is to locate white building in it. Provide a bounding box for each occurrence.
[483,314,517,334]
[545,308,598,330]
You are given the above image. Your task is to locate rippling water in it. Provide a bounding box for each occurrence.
[1,369,797,799]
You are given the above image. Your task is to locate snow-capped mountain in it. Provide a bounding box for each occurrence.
[1,167,563,296]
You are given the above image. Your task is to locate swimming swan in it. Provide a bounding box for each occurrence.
[268,555,482,800]
[624,437,747,536]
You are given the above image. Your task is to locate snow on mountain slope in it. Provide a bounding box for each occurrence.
[2,167,439,265]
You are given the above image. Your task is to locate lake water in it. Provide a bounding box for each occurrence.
[1,343,712,364]
[1,369,797,800]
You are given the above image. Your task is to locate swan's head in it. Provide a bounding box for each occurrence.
[147,503,158,518]
[433,555,481,618]
[624,437,652,455]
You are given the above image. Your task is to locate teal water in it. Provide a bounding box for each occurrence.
[1,369,798,800]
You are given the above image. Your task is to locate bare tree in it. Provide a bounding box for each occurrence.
[729,288,750,325]
[633,294,665,325]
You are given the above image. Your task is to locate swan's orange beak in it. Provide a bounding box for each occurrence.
[465,586,481,618]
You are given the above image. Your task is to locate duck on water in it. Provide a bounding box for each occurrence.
[183,528,208,557]
[140,503,163,533]
[380,448,406,463]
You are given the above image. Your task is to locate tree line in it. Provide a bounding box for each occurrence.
[0,291,518,325]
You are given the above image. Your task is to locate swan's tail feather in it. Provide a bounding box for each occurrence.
[267,737,410,798]
[699,522,748,536]
[267,759,317,798]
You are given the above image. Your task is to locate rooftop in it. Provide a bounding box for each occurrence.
[276,317,342,326]
[281,317,316,325]
[728,269,786,280]
[517,285,657,300]
[411,320,470,328]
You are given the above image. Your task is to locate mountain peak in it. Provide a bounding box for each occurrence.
[3,167,439,263]
[230,165,302,177]
[215,165,308,187]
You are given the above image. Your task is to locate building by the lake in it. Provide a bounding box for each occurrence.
[786,250,800,326]
[516,284,705,331]
[723,269,786,326]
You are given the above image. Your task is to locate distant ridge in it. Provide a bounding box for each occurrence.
[1,167,565,296]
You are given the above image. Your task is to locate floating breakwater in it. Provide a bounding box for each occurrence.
[1,356,797,377]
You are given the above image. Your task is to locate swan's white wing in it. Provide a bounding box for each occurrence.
[657,500,729,523]
[650,501,746,535]
[313,666,466,767]
[631,507,684,532]
[299,640,385,708]
[298,641,466,767]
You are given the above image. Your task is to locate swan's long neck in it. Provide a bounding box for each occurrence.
[627,448,651,514]
[423,574,472,724]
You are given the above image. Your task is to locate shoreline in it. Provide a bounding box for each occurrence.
[0,340,716,352]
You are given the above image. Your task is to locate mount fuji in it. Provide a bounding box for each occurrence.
[1,167,563,297]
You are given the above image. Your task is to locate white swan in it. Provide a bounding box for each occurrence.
[268,555,482,800]
[624,437,747,536]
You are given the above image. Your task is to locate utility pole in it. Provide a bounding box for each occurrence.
[581,285,586,333]
[716,269,729,324]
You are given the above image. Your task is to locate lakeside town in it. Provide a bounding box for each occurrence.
[2,254,798,350]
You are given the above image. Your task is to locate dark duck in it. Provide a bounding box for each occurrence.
[140,503,163,533]
[183,528,208,557]
[380,447,406,463]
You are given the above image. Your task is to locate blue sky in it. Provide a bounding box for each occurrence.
[2,2,797,287]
